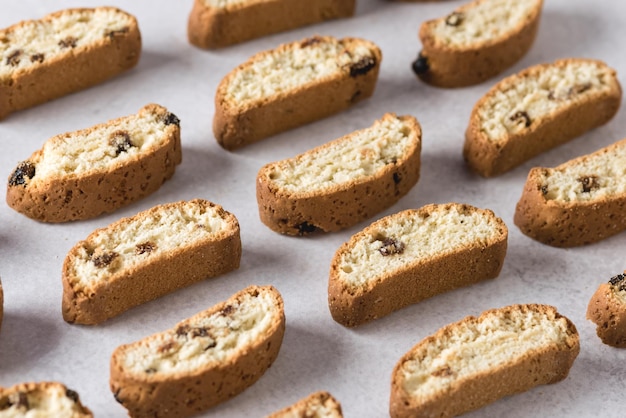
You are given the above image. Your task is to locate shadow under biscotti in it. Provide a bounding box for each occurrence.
[0,312,62,374]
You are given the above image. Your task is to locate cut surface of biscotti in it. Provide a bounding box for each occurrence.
[6,104,181,222]
[188,0,355,49]
[514,137,626,247]
[257,113,421,236]
[390,304,579,418]
[110,285,285,418]
[214,35,381,150]
[587,273,626,348]
[0,7,141,120]
[328,203,507,327]
[0,382,93,417]
[267,391,343,418]
[62,199,241,325]
[412,0,543,87]
[464,58,621,177]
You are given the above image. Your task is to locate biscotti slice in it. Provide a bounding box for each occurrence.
[411,0,543,87]
[514,138,626,247]
[390,304,579,418]
[188,0,355,49]
[257,114,421,236]
[0,382,92,417]
[587,273,626,348]
[214,35,382,150]
[267,391,343,418]
[328,203,507,327]
[62,199,241,325]
[0,7,140,120]
[464,58,621,177]
[110,285,285,418]
[6,104,181,222]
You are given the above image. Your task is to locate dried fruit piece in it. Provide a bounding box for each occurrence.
[91,250,119,268]
[58,36,77,49]
[135,241,156,255]
[412,53,429,75]
[8,161,36,187]
[510,110,531,127]
[350,57,376,77]
[163,112,180,126]
[445,12,464,27]
[378,238,405,256]
[30,53,44,63]
[578,175,600,193]
[297,222,318,235]
[109,131,134,155]
[6,49,21,66]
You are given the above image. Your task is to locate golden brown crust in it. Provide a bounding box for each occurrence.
[514,140,626,247]
[0,7,141,120]
[587,276,626,348]
[390,304,580,418]
[62,199,242,325]
[257,114,420,236]
[110,285,285,418]
[268,391,343,418]
[415,0,542,88]
[213,36,382,150]
[188,0,355,49]
[6,104,181,223]
[464,59,622,177]
[0,381,93,416]
[328,203,507,327]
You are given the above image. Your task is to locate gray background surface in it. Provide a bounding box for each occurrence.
[1,0,625,416]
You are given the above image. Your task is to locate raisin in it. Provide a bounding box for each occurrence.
[204,341,217,350]
[393,172,402,185]
[378,238,405,256]
[8,392,29,409]
[547,90,556,100]
[163,112,180,127]
[297,222,318,235]
[432,366,454,377]
[91,251,118,268]
[9,161,36,187]
[445,12,464,26]
[176,325,190,336]
[609,274,625,286]
[510,111,531,127]
[157,341,176,353]
[30,53,44,63]
[113,389,124,404]
[540,185,548,195]
[301,36,322,48]
[105,27,129,38]
[411,53,429,75]
[190,327,210,338]
[144,368,157,374]
[109,131,134,155]
[135,241,156,255]
[569,83,592,96]
[6,49,21,66]
[58,36,77,49]
[578,175,600,193]
[65,389,79,403]
[220,305,235,316]
[350,57,376,77]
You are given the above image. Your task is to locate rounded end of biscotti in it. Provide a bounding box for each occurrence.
[587,276,626,348]
[0,381,93,417]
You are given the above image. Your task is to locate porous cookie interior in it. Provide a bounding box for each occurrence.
[201,0,259,8]
[23,108,172,182]
[0,8,133,79]
[279,394,341,418]
[67,202,230,292]
[539,141,626,203]
[119,290,278,375]
[430,0,541,47]
[225,37,376,105]
[477,61,615,141]
[336,205,502,288]
[399,306,571,399]
[265,115,413,192]
[0,384,87,416]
